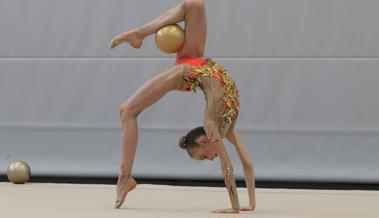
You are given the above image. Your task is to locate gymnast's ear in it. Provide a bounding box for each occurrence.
[198,136,209,146]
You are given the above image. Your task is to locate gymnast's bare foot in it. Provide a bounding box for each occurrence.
[109,29,144,49]
[114,176,137,209]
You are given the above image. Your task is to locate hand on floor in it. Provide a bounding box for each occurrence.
[239,205,255,211]
[211,208,239,213]
[211,205,255,213]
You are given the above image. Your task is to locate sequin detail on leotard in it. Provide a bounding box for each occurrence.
[177,58,240,131]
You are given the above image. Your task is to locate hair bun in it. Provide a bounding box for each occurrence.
[179,136,187,150]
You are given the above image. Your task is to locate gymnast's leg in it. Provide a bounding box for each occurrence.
[109,0,207,53]
[114,65,186,208]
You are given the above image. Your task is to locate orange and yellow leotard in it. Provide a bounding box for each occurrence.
[176,58,240,131]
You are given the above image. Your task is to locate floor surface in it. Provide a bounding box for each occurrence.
[1,182,378,218]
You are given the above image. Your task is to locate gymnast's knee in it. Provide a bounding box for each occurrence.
[182,0,204,12]
[119,101,141,121]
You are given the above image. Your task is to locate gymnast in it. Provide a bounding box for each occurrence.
[109,0,256,213]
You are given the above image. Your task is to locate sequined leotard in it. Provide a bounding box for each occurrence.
[176,58,240,132]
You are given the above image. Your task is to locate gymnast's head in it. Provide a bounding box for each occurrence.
[179,126,219,161]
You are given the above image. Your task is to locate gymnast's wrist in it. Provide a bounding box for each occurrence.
[232,203,240,211]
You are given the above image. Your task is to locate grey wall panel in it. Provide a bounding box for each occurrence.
[0,59,379,131]
[1,0,379,183]
[1,59,378,130]
[1,117,378,183]
[0,59,204,127]
[1,59,379,182]
[1,0,379,58]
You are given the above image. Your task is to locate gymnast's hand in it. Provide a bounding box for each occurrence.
[109,30,143,49]
[240,205,255,211]
[211,205,255,213]
[211,208,239,214]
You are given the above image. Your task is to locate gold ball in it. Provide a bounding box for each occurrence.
[7,161,31,184]
[155,24,185,53]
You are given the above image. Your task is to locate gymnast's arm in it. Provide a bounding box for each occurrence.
[202,80,240,212]
[226,130,256,210]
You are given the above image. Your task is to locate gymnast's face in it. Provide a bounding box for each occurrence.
[191,135,219,161]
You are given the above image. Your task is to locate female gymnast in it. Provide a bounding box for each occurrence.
[109,0,256,213]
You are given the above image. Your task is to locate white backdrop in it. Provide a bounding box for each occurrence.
[1,0,379,183]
